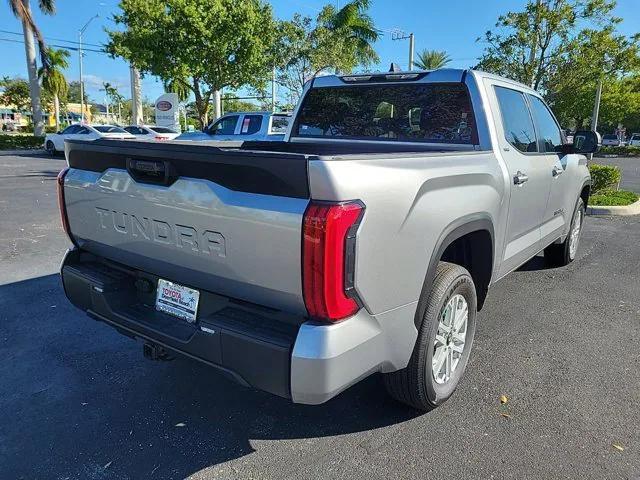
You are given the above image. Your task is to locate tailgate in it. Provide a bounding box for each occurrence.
[63,139,310,315]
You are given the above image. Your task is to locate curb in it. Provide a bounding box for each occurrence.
[0,149,47,156]
[587,199,640,216]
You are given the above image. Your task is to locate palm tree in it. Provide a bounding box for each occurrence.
[38,47,69,132]
[414,49,452,70]
[327,0,380,66]
[8,0,55,136]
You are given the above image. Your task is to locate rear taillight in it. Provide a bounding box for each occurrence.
[302,200,364,322]
[155,136,169,141]
[57,167,77,246]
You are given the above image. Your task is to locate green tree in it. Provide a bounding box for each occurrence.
[107,0,279,129]
[545,26,640,129]
[67,81,88,104]
[222,93,260,113]
[7,0,56,136]
[38,47,70,131]
[476,0,617,89]
[277,0,379,104]
[414,49,451,70]
[0,77,31,111]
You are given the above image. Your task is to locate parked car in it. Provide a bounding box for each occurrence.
[57,69,597,411]
[628,133,640,147]
[601,134,624,147]
[175,112,291,142]
[45,124,135,155]
[123,125,180,141]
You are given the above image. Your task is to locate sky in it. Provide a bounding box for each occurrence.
[1,0,638,104]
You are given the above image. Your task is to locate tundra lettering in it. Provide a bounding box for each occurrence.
[95,207,226,257]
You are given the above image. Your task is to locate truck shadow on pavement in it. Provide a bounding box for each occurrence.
[0,274,420,479]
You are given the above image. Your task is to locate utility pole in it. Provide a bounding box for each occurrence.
[78,14,99,123]
[591,78,603,133]
[409,33,415,71]
[271,65,277,112]
[391,30,415,71]
[129,65,143,125]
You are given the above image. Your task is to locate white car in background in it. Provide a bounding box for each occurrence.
[44,124,135,155]
[123,125,180,141]
[601,134,624,147]
[628,133,640,147]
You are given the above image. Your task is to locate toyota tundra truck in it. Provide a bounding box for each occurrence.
[57,69,597,411]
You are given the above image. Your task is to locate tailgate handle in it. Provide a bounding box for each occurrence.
[126,157,176,185]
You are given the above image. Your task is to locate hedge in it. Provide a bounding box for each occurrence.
[589,189,639,206]
[598,145,640,157]
[588,164,621,194]
[0,134,45,150]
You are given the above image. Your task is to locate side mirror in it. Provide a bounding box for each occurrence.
[571,130,601,154]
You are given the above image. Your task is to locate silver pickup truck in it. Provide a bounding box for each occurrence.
[58,69,598,411]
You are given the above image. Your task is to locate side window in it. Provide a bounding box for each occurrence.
[62,125,78,134]
[527,95,563,153]
[209,115,239,135]
[494,86,538,153]
[125,126,144,135]
[76,127,90,134]
[269,116,290,134]
[240,115,262,135]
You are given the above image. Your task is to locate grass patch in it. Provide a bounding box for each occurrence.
[0,134,45,150]
[589,189,639,206]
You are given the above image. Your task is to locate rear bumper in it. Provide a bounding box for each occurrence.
[60,249,417,404]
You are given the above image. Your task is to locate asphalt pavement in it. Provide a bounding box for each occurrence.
[1,151,639,480]
[593,156,640,193]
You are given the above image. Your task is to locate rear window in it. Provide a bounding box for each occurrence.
[94,126,128,134]
[150,126,176,134]
[293,83,477,144]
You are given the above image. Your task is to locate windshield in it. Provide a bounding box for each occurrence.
[94,126,128,134]
[150,126,177,134]
[293,83,477,144]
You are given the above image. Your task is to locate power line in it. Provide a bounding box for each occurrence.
[0,37,106,54]
[0,29,104,48]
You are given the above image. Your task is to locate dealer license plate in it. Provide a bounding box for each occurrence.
[155,279,200,323]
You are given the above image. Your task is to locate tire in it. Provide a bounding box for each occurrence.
[544,197,585,267]
[383,261,477,411]
[45,140,56,156]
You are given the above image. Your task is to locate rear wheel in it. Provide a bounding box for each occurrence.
[545,197,585,266]
[383,262,477,411]
[45,140,56,156]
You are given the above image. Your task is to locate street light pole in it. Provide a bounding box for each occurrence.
[78,14,99,123]
[408,33,415,71]
[391,30,415,71]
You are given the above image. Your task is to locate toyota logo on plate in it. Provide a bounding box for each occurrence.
[156,100,172,111]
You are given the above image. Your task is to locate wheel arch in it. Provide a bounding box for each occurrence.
[414,214,495,329]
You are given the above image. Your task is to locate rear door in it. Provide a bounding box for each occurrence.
[490,83,552,275]
[526,94,574,245]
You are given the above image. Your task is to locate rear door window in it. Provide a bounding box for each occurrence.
[527,95,563,153]
[293,83,478,144]
[494,86,538,153]
[240,115,263,135]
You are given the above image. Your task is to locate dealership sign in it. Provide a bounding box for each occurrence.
[154,93,180,132]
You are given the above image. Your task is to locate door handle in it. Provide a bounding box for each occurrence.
[552,166,564,177]
[513,171,529,185]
